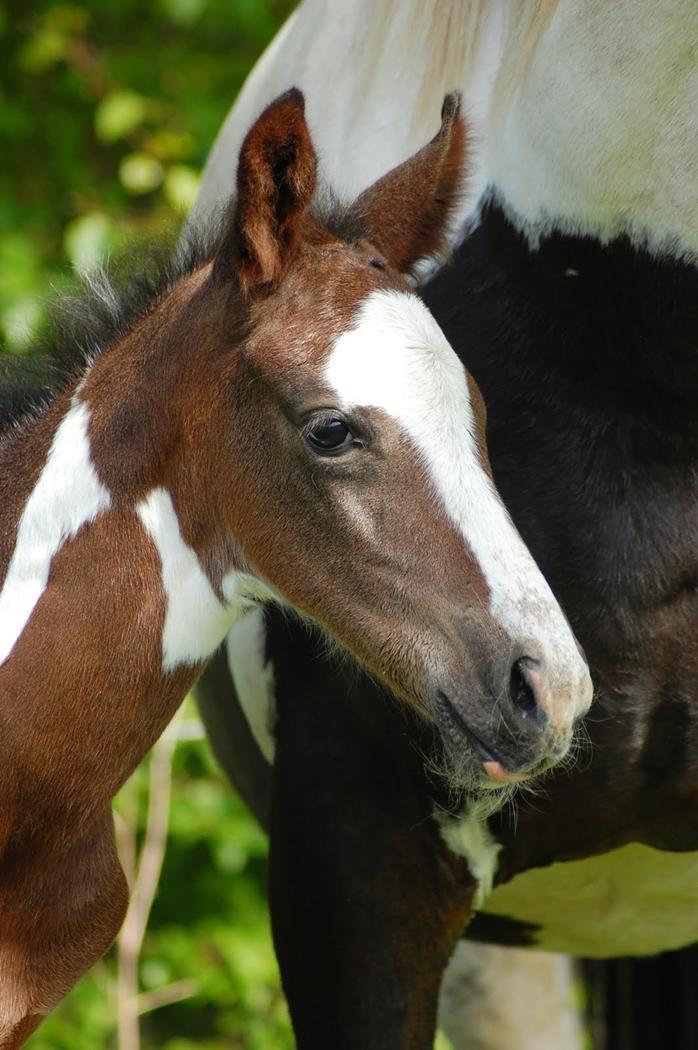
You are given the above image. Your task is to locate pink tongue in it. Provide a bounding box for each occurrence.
[483,760,530,785]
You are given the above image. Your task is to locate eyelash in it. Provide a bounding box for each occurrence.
[300,412,341,439]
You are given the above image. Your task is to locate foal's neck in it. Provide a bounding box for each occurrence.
[0,267,260,824]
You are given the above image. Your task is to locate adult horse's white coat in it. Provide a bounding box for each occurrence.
[191,0,698,261]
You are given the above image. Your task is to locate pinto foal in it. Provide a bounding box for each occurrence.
[0,90,589,1045]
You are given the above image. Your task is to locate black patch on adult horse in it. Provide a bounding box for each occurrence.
[640,686,693,784]
[465,912,540,947]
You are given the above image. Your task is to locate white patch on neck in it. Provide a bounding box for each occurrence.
[225,608,277,763]
[325,290,589,715]
[0,398,111,668]
[136,488,272,673]
[486,0,698,259]
[437,803,502,907]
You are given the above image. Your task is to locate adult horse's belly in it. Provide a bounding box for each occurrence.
[477,844,698,957]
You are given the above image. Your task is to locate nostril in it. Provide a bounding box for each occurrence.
[509,659,538,717]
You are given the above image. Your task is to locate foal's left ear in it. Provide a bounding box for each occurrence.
[221,88,317,294]
[351,93,468,277]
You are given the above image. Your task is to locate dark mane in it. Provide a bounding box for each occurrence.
[312,188,367,244]
[0,194,361,440]
[0,214,228,438]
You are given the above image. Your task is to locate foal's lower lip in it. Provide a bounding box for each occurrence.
[437,691,512,776]
[482,760,530,785]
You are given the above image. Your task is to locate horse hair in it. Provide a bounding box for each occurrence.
[0,190,373,443]
[0,214,233,440]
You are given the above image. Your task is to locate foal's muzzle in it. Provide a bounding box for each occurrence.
[429,645,592,787]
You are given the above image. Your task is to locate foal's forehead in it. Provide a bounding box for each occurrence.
[243,248,479,441]
[325,289,476,431]
[244,239,406,367]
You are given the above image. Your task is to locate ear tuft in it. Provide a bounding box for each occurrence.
[219,88,317,294]
[349,92,468,278]
[440,90,462,127]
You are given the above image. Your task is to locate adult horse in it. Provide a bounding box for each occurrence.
[191,2,698,1047]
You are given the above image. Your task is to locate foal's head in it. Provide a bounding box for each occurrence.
[89,91,590,786]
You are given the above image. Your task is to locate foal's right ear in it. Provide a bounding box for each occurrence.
[218,88,317,294]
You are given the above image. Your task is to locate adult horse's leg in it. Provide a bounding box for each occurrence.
[264,612,475,1050]
[583,950,698,1050]
[438,941,584,1050]
[196,645,272,828]
[438,945,698,1050]
[0,813,128,1048]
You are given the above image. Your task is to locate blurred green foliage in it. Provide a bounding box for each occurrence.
[1,1,295,1046]
[30,707,294,1049]
[0,0,293,351]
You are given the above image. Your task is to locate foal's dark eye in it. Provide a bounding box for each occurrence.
[304,416,355,455]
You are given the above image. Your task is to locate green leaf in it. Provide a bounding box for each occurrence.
[119,153,164,195]
[1,297,45,352]
[18,29,68,72]
[160,0,208,28]
[0,234,42,298]
[95,91,149,143]
[63,211,114,273]
[164,165,201,213]
[145,129,196,161]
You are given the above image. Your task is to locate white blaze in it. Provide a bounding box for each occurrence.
[0,399,112,668]
[325,289,590,715]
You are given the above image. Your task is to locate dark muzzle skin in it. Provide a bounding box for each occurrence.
[432,683,574,787]
[421,611,592,788]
